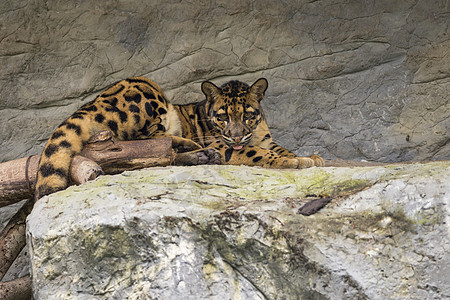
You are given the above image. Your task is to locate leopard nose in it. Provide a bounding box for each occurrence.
[232,136,243,143]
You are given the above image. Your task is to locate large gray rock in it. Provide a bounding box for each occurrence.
[27,163,450,299]
[0,0,449,163]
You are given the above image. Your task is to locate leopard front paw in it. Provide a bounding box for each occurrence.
[174,149,222,166]
[278,158,303,169]
[310,154,325,167]
[296,157,315,169]
[295,155,325,168]
[199,148,222,165]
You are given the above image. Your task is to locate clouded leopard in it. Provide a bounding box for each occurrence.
[35,77,324,200]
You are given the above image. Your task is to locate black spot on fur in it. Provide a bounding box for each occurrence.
[105,106,119,113]
[119,111,128,123]
[65,122,82,135]
[59,140,72,148]
[136,86,156,99]
[156,124,165,131]
[126,78,158,90]
[158,95,167,104]
[225,148,233,162]
[71,112,86,119]
[44,144,59,158]
[103,97,118,106]
[139,120,151,136]
[107,120,118,134]
[101,84,125,97]
[37,185,54,199]
[252,156,263,163]
[51,130,66,140]
[262,133,271,141]
[246,150,257,157]
[151,101,159,109]
[129,104,140,113]
[122,131,129,140]
[95,113,105,123]
[125,92,142,103]
[39,163,67,178]
[143,90,156,100]
[145,102,153,118]
[134,114,141,124]
[275,148,284,154]
[80,105,97,112]
[158,107,167,115]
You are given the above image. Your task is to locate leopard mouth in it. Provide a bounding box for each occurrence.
[222,133,252,150]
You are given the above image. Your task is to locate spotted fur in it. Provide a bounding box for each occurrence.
[35,77,324,200]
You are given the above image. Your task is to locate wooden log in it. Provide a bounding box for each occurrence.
[80,132,175,174]
[0,275,31,300]
[0,133,176,208]
[0,198,33,281]
[0,155,39,208]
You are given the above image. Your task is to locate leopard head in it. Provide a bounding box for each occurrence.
[201,78,268,150]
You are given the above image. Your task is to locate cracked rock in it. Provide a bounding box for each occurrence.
[27,163,450,299]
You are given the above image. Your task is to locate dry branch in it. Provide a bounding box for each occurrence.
[0,156,39,208]
[0,132,176,207]
[0,275,31,300]
[80,131,175,174]
[0,198,33,281]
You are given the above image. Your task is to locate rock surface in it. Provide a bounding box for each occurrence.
[27,163,450,299]
[0,0,449,163]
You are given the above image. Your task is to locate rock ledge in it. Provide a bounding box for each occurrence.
[28,162,450,299]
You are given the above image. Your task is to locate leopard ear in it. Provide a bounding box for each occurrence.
[201,81,220,103]
[250,78,268,102]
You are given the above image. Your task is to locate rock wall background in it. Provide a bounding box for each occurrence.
[0,0,449,163]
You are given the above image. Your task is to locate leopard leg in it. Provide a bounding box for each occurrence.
[139,123,218,165]
[146,132,216,165]
[209,142,319,169]
[265,141,297,158]
[134,119,203,152]
[170,136,203,152]
[263,141,325,167]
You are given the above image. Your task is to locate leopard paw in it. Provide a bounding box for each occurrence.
[310,154,325,167]
[200,149,222,165]
[296,155,325,168]
[278,158,303,169]
[174,149,222,166]
[296,157,315,169]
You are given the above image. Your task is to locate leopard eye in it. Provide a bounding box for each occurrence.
[244,111,255,120]
[216,113,228,122]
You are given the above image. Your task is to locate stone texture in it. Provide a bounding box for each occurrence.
[0,0,449,163]
[27,162,450,299]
